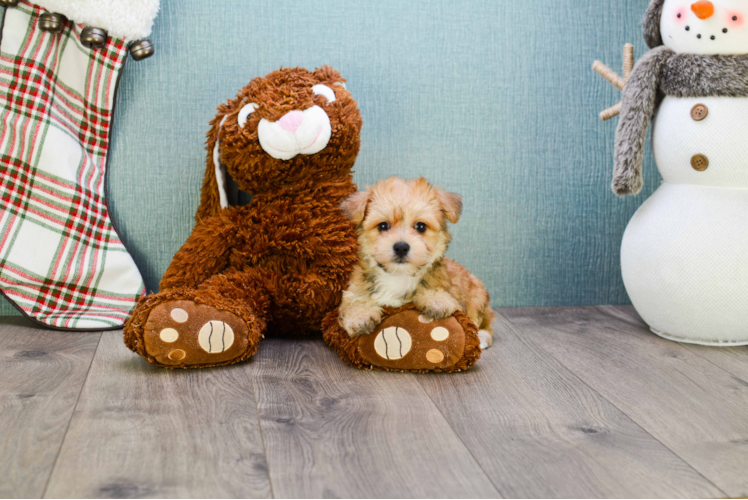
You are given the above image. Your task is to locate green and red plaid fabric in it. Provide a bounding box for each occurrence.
[0,1,144,330]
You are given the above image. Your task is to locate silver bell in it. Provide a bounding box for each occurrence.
[129,39,155,61]
[0,0,20,6]
[38,12,67,33]
[80,27,107,49]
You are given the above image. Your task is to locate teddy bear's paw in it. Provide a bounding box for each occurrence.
[357,309,469,370]
[142,300,255,367]
[478,329,493,350]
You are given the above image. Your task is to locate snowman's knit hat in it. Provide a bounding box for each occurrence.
[644,0,666,48]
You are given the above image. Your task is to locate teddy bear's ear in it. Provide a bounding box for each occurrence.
[341,190,370,226]
[436,189,463,224]
[196,113,230,222]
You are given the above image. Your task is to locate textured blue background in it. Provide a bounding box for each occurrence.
[1,0,662,315]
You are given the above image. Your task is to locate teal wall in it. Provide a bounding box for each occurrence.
[0,0,662,315]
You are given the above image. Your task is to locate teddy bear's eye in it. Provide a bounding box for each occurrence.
[378,222,390,232]
[238,103,258,128]
[312,84,336,104]
[414,222,427,234]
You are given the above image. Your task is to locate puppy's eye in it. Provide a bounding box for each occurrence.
[312,84,336,104]
[378,222,390,232]
[238,103,258,128]
[414,222,427,234]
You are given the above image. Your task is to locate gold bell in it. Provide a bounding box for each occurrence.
[129,39,155,61]
[38,12,67,33]
[80,27,107,49]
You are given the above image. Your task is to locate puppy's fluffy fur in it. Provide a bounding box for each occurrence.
[339,177,494,349]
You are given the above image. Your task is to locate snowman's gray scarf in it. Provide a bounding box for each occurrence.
[612,46,748,196]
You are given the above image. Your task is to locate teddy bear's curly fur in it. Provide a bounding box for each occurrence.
[124,66,362,368]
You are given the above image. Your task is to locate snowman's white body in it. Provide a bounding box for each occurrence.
[621,96,748,345]
[618,0,748,345]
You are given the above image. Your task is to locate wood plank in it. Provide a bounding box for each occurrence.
[502,305,748,497]
[250,337,500,499]
[44,330,272,499]
[612,305,748,385]
[0,317,101,499]
[417,312,722,498]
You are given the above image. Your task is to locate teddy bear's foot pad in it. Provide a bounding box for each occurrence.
[323,305,482,373]
[143,300,251,367]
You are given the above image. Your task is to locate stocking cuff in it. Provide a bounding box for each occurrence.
[27,0,160,40]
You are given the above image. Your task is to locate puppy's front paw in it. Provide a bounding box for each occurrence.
[418,292,460,320]
[478,329,493,350]
[341,306,383,338]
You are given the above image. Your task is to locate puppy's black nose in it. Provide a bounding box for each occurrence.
[393,242,410,258]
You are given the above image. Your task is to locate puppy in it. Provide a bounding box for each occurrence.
[338,177,494,349]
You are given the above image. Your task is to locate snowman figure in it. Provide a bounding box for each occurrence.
[601,0,748,345]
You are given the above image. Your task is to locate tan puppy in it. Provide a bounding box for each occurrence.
[339,177,494,349]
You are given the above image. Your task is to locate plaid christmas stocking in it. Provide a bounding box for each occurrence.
[0,0,158,330]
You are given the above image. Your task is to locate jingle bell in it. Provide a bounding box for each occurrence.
[80,27,107,49]
[38,12,67,33]
[129,39,155,61]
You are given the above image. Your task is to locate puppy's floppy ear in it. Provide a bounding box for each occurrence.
[196,109,230,222]
[341,190,370,225]
[436,189,463,224]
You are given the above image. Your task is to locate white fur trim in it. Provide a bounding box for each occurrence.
[30,0,160,40]
[213,117,229,210]
[257,105,332,161]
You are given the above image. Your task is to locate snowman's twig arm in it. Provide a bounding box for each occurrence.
[593,61,625,90]
[600,102,622,121]
[613,46,671,196]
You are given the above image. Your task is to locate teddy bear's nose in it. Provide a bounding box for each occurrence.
[691,0,715,20]
[278,110,304,133]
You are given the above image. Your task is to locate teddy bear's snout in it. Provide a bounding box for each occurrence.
[257,106,332,161]
[278,111,304,133]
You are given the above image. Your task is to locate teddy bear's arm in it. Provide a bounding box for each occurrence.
[159,214,237,291]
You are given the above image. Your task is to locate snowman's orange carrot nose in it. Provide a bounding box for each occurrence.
[691,0,715,20]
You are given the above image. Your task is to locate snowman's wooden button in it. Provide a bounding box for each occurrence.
[691,154,709,171]
[690,104,708,121]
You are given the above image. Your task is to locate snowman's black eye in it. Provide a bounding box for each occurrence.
[378,222,390,232]
[734,16,739,21]
[414,222,427,234]
[724,28,729,33]
[677,13,682,18]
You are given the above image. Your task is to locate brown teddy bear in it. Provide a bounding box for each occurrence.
[124,66,362,368]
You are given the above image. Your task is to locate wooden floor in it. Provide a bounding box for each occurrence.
[2,306,747,498]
